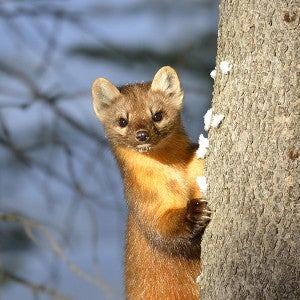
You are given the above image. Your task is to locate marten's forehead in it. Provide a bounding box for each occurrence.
[117,82,163,111]
[118,82,151,96]
[118,83,151,108]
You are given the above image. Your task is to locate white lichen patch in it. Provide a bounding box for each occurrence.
[210,69,216,79]
[210,113,224,128]
[196,274,202,284]
[204,108,213,131]
[196,176,208,195]
[204,108,224,131]
[196,134,209,159]
[220,60,232,74]
[196,273,206,290]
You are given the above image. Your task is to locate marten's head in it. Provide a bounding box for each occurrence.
[92,66,184,153]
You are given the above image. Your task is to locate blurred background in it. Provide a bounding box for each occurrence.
[0,0,219,299]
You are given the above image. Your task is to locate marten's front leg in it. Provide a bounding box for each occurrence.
[146,199,211,257]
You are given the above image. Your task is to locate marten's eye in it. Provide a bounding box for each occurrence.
[152,112,163,122]
[118,118,128,128]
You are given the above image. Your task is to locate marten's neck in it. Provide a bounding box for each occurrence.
[147,129,194,165]
[112,127,195,169]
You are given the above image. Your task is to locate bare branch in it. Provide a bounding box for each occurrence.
[1,270,71,300]
[0,213,114,296]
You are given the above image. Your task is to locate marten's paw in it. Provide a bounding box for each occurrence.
[186,198,211,237]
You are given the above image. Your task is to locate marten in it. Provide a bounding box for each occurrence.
[92,66,211,299]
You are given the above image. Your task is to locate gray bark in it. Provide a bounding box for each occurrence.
[200,0,299,299]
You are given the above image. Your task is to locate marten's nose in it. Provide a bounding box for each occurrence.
[136,130,149,142]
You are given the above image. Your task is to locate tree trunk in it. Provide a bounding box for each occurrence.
[200,0,299,299]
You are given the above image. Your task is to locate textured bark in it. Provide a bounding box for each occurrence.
[200,0,299,299]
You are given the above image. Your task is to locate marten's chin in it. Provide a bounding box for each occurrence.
[136,144,152,153]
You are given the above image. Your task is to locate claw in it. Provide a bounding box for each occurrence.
[200,216,211,221]
[194,198,207,204]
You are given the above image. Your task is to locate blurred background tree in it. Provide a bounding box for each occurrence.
[0,0,218,299]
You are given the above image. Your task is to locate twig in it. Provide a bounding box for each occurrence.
[1,270,71,300]
[0,213,114,296]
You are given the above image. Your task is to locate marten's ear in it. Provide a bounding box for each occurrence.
[92,78,121,121]
[151,66,183,106]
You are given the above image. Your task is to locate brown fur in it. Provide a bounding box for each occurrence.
[92,66,210,299]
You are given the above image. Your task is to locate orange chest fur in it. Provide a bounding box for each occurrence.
[118,148,204,210]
